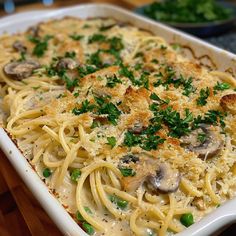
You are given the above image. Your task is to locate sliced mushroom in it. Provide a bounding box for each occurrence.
[181,124,223,158]
[4,60,40,80]
[147,163,180,193]
[56,58,78,70]
[121,155,180,194]
[13,41,27,53]
[220,94,236,114]
[120,154,139,164]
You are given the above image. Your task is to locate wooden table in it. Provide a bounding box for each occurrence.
[0,1,236,235]
[0,0,153,16]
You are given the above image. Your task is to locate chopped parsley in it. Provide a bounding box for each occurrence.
[123,124,164,151]
[106,74,122,88]
[88,33,107,44]
[192,110,226,129]
[160,44,167,50]
[151,58,159,64]
[214,81,230,94]
[28,35,53,57]
[204,110,226,128]
[152,67,195,96]
[82,24,91,29]
[150,93,170,105]
[87,50,103,68]
[108,36,124,51]
[197,133,207,143]
[61,73,78,90]
[46,63,78,90]
[119,64,135,80]
[134,63,142,70]
[124,131,142,147]
[87,36,124,68]
[119,167,136,177]
[107,136,117,148]
[73,92,79,97]
[64,51,76,59]
[182,77,196,97]
[95,96,121,125]
[162,107,193,138]
[99,24,115,31]
[141,135,165,151]
[72,100,95,115]
[150,106,194,138]
[78,65,97,78]
[18,52,26,61]
[69,33,84,41]
[90,120,100,129]
[119,64,149,89]
[196,87,210,106]
[135,52,144,58]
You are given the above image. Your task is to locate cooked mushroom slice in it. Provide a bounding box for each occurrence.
[13,41,27,53]
[120,154,139,164]
[56,58,78,70]
[181,124,223,158]
[220,94,236,114]
[121,156,180,193]
[147,163,180,193]
[4,60,40,80]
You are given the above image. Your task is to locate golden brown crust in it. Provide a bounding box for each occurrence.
[220,94,236,114]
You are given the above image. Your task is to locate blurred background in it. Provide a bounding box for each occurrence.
[0,0,150,14]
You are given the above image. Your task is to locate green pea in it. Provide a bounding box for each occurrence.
[43,168,52,178]
[180,213,194,227]
[76,211,84,222]
[109,195,128,210]
[82,222,94,235]
[76,207,92,222]
[117,199,128,209]
[84,206,92,214]
[70,169,81,182]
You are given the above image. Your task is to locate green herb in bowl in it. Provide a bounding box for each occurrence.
[143,0,233,23]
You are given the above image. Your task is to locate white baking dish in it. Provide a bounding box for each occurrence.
[0,4,236,236]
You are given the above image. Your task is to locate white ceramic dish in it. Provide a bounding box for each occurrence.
[0,4,236,236]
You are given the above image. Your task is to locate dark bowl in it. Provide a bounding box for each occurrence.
[135,2,236,37]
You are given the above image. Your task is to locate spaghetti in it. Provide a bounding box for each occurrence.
[0,17,236,236]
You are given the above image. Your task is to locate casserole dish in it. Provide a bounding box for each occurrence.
[0,4,236,236]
